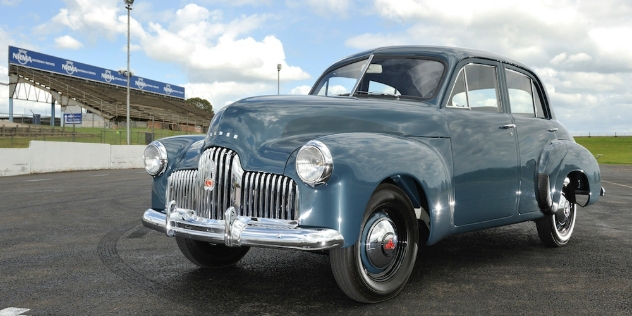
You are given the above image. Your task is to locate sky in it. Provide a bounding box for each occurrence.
[1,0,631,134]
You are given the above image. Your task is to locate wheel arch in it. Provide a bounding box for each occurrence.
[382,175,431,244]
[536,140,602,213]
[292,133,454,248]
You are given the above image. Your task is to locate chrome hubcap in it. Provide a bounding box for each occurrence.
[555,193,574,236]
[563,200,571,218]
[366,217,398,269]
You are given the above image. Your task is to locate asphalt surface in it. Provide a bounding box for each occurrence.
[0,166,629,315]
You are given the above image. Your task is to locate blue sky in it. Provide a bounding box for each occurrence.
[1,0,631,134]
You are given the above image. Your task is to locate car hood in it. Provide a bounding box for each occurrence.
[204,95,447,174]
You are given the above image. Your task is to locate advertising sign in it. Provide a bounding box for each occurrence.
[64,113,82,125]
[8,46,185,99]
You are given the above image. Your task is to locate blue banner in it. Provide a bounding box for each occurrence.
[8,46,185,99]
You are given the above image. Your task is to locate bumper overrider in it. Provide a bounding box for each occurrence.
[142,201,344,250]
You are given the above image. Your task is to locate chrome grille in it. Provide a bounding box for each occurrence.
[242,171,299,221]
[166,169,197,211]
[166,147,299,221]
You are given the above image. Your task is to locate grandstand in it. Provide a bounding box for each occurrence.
[6,46,213,131]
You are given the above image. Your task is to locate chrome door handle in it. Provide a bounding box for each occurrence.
[499,124,516,129]
[548,128,559,132]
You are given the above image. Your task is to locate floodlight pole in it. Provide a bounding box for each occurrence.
[125,0,134,145]
[277,64,282,95]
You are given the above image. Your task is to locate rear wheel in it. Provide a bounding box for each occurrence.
[330,183,418,303]
[176,237,250,268]
[536,183,576,247]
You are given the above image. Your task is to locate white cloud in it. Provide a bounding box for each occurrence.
[295,0,351,18]
[550,53,592,65]
[54,35,83,49]
[47,0,123,40]
[357,0,632,72]
[35,1,310,112]
[198,0,272,6]
[184,81,273,109]
[290,85,311,95]
[343,0,632,134]
[589,27,632,53]
[1,0,21,6]
[134,5,310,85]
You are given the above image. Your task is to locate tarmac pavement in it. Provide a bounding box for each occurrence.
[0,166,629,315]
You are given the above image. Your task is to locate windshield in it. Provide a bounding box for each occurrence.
[311,58,368,97]
[310,56,445,100]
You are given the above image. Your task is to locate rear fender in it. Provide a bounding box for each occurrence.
[536,140,601,213]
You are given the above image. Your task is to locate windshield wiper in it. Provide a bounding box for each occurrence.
[355,91,400,100]
[355,91,426,101]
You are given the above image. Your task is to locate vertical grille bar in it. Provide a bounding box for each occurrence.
[274,176,280,220]
[263,174,270,219]
[210,148,219,220]
[281,177,288,219]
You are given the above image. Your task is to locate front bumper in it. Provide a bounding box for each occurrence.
[142,202,344,251]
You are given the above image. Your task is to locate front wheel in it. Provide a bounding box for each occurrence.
[176,237,250,268]
[330,183,418,303]
[536,185,576,247]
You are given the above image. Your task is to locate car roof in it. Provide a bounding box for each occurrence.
[330,45,528,70]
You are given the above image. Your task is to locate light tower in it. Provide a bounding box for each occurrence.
[125,0,134,145]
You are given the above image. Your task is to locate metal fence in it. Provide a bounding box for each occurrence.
[572,133,632,137]
[0,126,200,148]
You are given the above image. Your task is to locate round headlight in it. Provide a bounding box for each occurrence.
[296,140,333,186]
[144,141,168,176]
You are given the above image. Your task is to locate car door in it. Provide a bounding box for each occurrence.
[444,61,520,226]
[501,65,557,214]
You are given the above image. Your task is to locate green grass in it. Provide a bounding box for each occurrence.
[575,136,632,164]
[0,126,202,148]
[3,127,630,164]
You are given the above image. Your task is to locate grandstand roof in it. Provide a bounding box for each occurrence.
[9,64,213,128]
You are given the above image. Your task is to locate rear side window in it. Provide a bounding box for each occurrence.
[505,69,547,118]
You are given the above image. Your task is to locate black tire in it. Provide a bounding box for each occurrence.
[330,183,418,303]
[536,186,576,247]
[176,237,250,268]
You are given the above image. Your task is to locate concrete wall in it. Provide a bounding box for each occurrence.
[0,141,146,176]
[0,148,30,176]
[111,145,145,169]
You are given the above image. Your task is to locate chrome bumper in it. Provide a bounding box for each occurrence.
[142,202,344,251]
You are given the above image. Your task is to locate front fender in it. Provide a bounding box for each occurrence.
[150,135,205,210]
[285,133,453,248]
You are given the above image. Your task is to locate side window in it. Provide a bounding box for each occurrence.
[316,77,357,96]
[532,82,547,118]
[505,69,535,116]
[447,64,500,112]
[505,68,549,119]
[447,69,467,107]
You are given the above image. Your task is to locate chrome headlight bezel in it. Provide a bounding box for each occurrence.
[144,141,168,176]
[296,140,333,187]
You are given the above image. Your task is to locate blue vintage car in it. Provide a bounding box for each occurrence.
[142,46,604,303]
